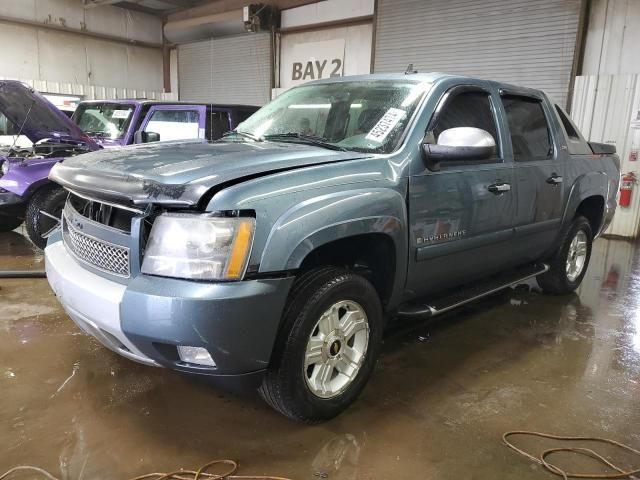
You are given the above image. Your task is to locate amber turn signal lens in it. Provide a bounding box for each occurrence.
[225,219,254,279]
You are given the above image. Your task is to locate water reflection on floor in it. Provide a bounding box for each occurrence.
[1,231,639,479]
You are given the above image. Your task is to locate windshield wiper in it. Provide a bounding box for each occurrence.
[223,129,263,142]
[263,132,346,151]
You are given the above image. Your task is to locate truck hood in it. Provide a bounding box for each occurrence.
[49,139,371,206]
[0,81,96,146]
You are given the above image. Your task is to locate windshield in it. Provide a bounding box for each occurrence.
[73,103,135,140]
[237,80,431,153]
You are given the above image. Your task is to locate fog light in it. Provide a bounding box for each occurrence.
[177,346,216,367]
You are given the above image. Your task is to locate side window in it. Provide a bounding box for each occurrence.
[210,111,231,140]
[555,105,579,139]
[432,91,499,149]
[502,95,552,161]
[144,109,200,141]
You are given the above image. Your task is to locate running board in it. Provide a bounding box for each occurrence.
[397,263,549,318]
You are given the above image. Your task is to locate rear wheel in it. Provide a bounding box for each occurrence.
[25,186,67,249]
[0,216,23,232]
[259,267,383,423]
[537,216,592,294]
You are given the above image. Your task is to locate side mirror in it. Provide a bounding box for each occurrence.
[422,127,496,167]
[134,131,161,144]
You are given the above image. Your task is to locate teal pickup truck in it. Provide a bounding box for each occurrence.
[45,73,619,422]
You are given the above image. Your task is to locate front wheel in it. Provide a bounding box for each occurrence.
[25,186,67,249]
[259,267,383,423]
[537,216,593,294]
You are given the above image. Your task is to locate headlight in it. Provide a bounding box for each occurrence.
[1,161,9,175]
[141,213,255,280]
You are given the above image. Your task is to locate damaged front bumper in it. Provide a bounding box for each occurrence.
[45,227,294,390]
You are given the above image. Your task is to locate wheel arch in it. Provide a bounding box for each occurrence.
[259,188,408,311]
[23,178,58,201]
[561,172,609,237]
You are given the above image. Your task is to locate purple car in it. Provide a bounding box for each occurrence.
[0,81,258,248]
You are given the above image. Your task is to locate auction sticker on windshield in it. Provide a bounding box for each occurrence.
[366,108,406,143]
[112,110,131,119]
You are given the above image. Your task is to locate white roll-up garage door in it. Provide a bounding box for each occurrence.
[374,0,582,106]
[178,32,271,105]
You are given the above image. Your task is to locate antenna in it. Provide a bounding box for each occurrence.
[405,64,418,75]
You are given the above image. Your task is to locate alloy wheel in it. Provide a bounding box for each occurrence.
[304,300,370,399]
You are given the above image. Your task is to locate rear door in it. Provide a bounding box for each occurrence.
[499,93,564,264]
[137,105,207,143]
[407,84,516,298]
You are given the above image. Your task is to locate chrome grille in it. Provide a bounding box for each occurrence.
[63,219,130,277]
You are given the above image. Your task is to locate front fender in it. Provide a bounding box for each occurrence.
[0,158,57,198]
[259,188,408,307]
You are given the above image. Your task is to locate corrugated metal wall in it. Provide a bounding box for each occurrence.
[582,0,640,76]
[373,0,582,106]
[178,33,271,105]
[572,74,640,238]
[0,0,164,97]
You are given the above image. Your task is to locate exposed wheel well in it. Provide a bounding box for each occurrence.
[575,196,605,235]
[24,180,59,202]
[298,234,396,307]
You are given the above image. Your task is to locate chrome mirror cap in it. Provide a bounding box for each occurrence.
[437,127,496,148]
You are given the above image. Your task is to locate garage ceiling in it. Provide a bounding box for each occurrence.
[84,0,318,17]
[83,0,209,16]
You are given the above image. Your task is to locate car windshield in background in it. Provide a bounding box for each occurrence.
[237,80,432,153]
[73,103,135,139]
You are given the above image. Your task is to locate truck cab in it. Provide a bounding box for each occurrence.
[72,100,258,148]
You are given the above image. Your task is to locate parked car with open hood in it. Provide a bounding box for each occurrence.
[0,81,100,238]
[44,73,619,422]
[0,81,258,248]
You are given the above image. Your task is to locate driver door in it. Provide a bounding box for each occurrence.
[406,85,516,298]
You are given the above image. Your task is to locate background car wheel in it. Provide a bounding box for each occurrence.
[537,216,593,294]
[259,267,383,423]
[25,186,67,249]
[0,216,23,232]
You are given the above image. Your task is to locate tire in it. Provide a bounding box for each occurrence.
[259,267,383,423]
[0,216,23,232]
[537,216,593,294]
[25,186,67,249]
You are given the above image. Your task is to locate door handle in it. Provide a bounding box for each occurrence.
[488,183,511,194]
[547,174,563,185]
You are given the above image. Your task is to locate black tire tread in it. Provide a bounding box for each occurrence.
[25,185,66,249]
[537,215,592,294]
[259,266,381,423]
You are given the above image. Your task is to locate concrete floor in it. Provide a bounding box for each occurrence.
[1,228,640,479]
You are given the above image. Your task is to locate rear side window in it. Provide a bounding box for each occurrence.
[433,91,499,144]
[502,95,552,161]
[555,105,579,139]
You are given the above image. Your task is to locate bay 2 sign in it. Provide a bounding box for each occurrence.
[287,38,345,87]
